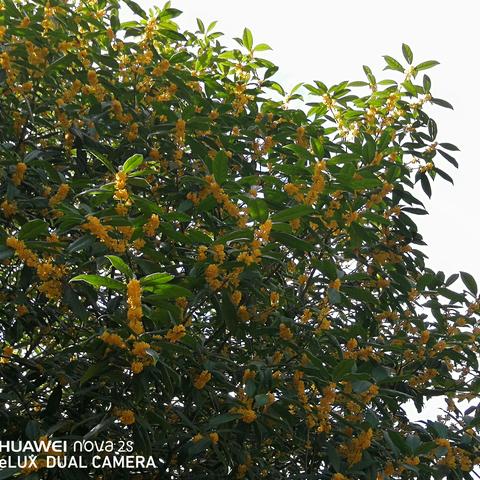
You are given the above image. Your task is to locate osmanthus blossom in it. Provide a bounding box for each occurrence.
[0,1,478,479]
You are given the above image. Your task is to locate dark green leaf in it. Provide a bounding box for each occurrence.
[70,274,125,291]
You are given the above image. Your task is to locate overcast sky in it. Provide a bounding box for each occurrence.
[135,1,480,418]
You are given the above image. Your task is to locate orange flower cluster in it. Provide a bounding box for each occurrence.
[143,214,160,237]
[205,264,222,290]
[175,118,186,145]
[165,324,186,343]
[194,370,212,389]
[114,171,129,203]
[126,280,144,335]
[116,409,135,425]
[305,160,326,205]
[6,237,65,300]
[48,183,69,207]
[1,199,17,217]
[340,428,373,465]
[152,59,170,76]
[198,175,241,219]
[99,331,126,349]
[81,215,127,253]
[12,162,27,186]
[279,323,293,341]
[315,383,336,433]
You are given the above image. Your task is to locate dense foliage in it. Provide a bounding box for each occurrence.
[1,0,479,478]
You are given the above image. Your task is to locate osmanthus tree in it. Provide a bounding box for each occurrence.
[0,0,479,479]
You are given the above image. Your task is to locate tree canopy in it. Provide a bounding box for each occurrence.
[1,1,479,479]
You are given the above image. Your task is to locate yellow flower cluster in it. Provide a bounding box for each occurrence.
[361,384,379,404]
[316,383,336,433]
[279,323,293,341]
[293,370,308,405]
[84,68,106,102]
[143,214,160,237]
[340,428,373,465]
[212,244,226,263]
[296,126,308,148]
[49,183,70,207]
[152,59,170,76]
[194,246,206,263]
[0,345,14,364]
[231,406,257,424]
[367,182,394,208]
[116,409,135,425]
[175,118,186,145]
[165,324,186,343]
[127,279,144,335]
[131,341,150,357]
[205,264,222,290]
[12,162,27,186]
[81,215,127,253]
[6,237,65,300]
[270,291,280,307]
[255,219,272,243]
[126,122,138,142]
[99,331,126,349]
[198,175,241,219]
[131,361,144,374]
[1,199,17,217]
[114,171,129,202]
[231,83,253,116]
[194,370,212,389]
[330,278,341,290]
[236,241,262,266]
[305,161,326,206]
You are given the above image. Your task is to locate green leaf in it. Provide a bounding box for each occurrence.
[70,274,125,291]
[383,55,404,73]
[439,142,459,151]
[242,27,253,50]
[271,205,313,222]
[122,154,143,173]
[270,232,313,252]
[208,413,238,428]
[415,60,440,72]
[0,468,19,479]
[385,430,411,455]
[342,286,377,304]
[460,271,478,296]
[431,98,454,109]
[333,359,355,380]
[254,43,272,52]
[105,255,133,278]
[402,43,413,64]
[196,18,205,33]
[80,362,109,385]
[124,0,148,19]
[420,174,432,198]
[423,74,431,92]
[140,272,174,287]
[248,199,269,222]
[143,284,192,299]
[213,151,229,185]
[18,220,49,240]
[378,128,394,151]
[327,287,341,304]
[221,289,238,334]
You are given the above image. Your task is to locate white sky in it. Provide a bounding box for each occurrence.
[134,1,480,418]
